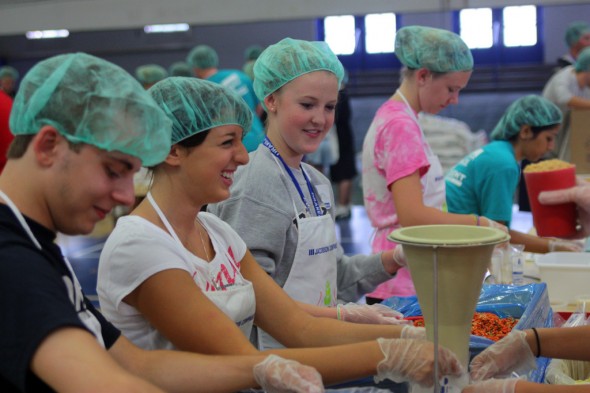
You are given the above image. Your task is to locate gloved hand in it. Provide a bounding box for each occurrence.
[470,330,537,381]
[462,378,519,393]
[548,238,584,252]
[382,246,407,274]
[374,338,463,387]
[539,182,590,238]
[400,325,426,340]
[481,217,509,234]
[253,354,324,393]
[338,303,410,325]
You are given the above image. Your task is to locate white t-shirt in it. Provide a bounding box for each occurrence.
[97,212,247,350]
[543,65,590,114]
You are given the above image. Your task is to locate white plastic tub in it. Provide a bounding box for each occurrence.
[535,252,590,304]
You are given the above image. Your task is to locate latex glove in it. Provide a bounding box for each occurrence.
[470,330,537,381]
[462,378,519,393]
[253,354,324,393]
[539,182,590,238]
[481,217,509,234]
[400,325,427,340]
[338,303,410,325]
[374,338,463,387]
[382,246,407,274]
[548,238,584,252]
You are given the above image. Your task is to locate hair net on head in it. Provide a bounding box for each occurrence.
[395,25,473,73]
[253,37,345,109]
[244,45,263,61]
[565,21,590,48]
[135,64,168,85]
[10,52,172,167]
[575,46,590,72]
[187,45,219,69]
[148,77,252,145]
[0,66,19,80]
[490,95,562,141]
[169,61,192,77]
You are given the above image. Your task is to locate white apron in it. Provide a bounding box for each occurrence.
[0,190,106,347]
[258,138,338,350]
[147,192,256,338]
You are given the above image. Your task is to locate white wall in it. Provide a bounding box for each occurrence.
[0,0,589,36]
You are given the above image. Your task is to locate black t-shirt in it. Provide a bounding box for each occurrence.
[0,205,121,392]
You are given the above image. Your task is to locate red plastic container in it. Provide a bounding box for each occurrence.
[524,166,577,237]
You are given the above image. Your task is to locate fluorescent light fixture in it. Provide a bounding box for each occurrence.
[144,23,189,34]
[26,29,70,39]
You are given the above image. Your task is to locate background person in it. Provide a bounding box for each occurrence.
[187,44,265,152]
[557,21,590,69]
[135,63,169,90]
[243,44,263,81]
[208,38,411,347]
[0,52,324,393]
[0,86,12,173]
[97,76,463,390]
[361,25,506,302]
[542,46,590,160]
[169,61,193,77]
[445,95,582,253]
[0,65,18,98]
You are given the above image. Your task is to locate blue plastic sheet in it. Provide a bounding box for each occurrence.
[382,283,553,383]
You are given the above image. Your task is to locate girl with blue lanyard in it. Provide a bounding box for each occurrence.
[209,38,409,351]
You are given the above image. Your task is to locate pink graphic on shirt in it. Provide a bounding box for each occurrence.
[205,246,240,292]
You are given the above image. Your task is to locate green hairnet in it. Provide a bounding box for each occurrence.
[10,52,172,167]
[187,45,219,69]
[243,62,255,81]
[135,64,168,85]
[148,77,252,144]
[253,37,345,108]
[395,25,473,73]
[490,95,562,141]
[244,45,263,61]
[575,46,590,72]
[169,61,192,77]
[565,21,590,48]
[0,66,19,80]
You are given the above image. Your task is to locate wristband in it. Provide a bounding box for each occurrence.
[336,304,342,320]
[472,214,480,226]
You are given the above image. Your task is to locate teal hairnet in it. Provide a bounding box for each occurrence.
[0,66,19,80]
[253,37,345,108]
[575,46,590,72]
[148,77,252,144]
[169,61,192,77]
[565,21,590,48]
[490,95,562,141]
[395,25,473,73]
[135,64,168,85]
[10,52,172,167]
[244,45,263,61]
[187,45,219,69]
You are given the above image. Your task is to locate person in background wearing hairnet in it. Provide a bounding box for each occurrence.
[0,66,18,98]
[97,76,463,392]
[135,63,168,90]
[208,38,420,350]
[187,44,265,152]
[169,61,193,77]
[360,25,507,303]
[243,44,263,81]
[557,21,590,69]
[445,95,582,253]
[543,46,590,160]
[0,52,328,393]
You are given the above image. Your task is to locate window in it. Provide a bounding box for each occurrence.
[365,13,396,54]
[459,8,493,49]
[324,15,356,55]
[503,6,537,47]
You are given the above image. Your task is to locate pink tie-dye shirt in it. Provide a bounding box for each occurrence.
[361,99,431,298]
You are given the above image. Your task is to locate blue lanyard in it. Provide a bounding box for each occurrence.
[263,137,323,216]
